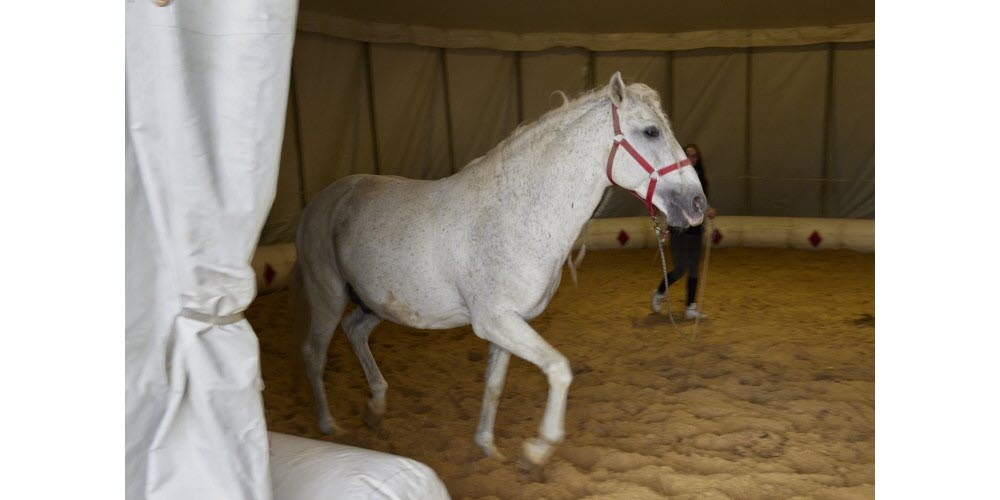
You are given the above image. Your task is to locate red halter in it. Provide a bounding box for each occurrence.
[606,104,692,215]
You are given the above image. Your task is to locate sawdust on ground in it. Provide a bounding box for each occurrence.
[248,247,875,499]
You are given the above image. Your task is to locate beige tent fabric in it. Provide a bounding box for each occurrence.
[296,0,874,37]
[672,48,749,216]
[520,48,591,122]
[749,45,829,217]
[259,36,873,243]
[370,44,453,178]
[260,97,303,245]
[828,42,874,218]
[593,53,669,108]
[297,11,873,52]
[443,49,520,169]
[292,34,377,200]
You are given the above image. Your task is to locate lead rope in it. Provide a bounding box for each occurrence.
[675,217,714,392]
[651,214,682,334]
[688,217,714,341]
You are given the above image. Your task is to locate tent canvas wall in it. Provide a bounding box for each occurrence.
[259,1,874,245]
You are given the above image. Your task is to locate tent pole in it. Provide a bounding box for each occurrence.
[363,42,382,176]
[289,61,308,210]
[588,51,596,89]
[820,43,836,217]
[744,47,753,215]
[514,51,524,125]
[666,51,674,118]
[439,48,458,174]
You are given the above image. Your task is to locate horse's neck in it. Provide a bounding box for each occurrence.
[483,102,613,258]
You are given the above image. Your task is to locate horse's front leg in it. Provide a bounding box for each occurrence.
[472,311,573,467]
[475,342,511,460]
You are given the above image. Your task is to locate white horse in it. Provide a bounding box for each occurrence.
[295,72,707,467]
[564,188,616,285]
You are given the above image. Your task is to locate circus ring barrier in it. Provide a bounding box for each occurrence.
[250,216,874,294]
[575,216,875,252]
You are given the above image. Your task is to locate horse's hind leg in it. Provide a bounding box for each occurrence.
[299,268,348,435]
[472,311,573,467]
[475,342,512,459]
[341,308,387,428]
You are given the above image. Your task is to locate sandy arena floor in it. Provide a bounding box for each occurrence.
[248,247,875,499]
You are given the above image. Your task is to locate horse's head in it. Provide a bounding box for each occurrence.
[604,72,707,228]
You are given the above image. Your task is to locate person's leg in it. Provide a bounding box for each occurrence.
[652,230,688,312]
[686,278,698,307]
[652,276,667,312]
[656,268,683,294]
[684,233,703,306]
[668,231,688,285]
[683,232,708,319]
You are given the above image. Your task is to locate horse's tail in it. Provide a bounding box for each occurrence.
[566,222,589,287]
[573,242,587,269]
[566,251,579,287]
[286,258,311,390]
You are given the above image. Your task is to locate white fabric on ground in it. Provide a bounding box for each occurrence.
[269,433,450,500]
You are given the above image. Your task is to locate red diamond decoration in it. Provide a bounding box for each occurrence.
[808,230,822,247]
[617,229,630,246]
[711,229,723,245]
[263,263,276,285]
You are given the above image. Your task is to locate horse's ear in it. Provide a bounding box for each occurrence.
[608,71,627,107]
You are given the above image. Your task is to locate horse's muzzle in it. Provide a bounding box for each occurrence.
[660,191,706,228]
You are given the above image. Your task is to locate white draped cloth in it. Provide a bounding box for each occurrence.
[125,0,297,498]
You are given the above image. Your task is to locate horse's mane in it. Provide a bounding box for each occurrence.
[462,82,668,171]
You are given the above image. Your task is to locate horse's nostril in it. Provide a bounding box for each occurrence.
[693,196,705,212]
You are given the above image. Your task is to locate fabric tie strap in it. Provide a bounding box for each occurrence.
[179,309,246,326]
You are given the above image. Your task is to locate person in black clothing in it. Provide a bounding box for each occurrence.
[650,143,717,319]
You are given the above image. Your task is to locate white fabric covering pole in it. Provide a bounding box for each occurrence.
[125,1,297,498]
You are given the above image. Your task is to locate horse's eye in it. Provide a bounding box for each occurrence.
[643,126,660,138]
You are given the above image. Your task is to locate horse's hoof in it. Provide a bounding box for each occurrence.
[478,442,507,462]
[514,456,547,482]
[319,419,347,436]
[318,419,333,435]
[514,456,536,473]
[363,405,384,429]
[521,438,556,467]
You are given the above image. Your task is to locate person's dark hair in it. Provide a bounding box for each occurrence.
[684,143,703,168]
[684,142,705,170]
[683,143,708,194]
